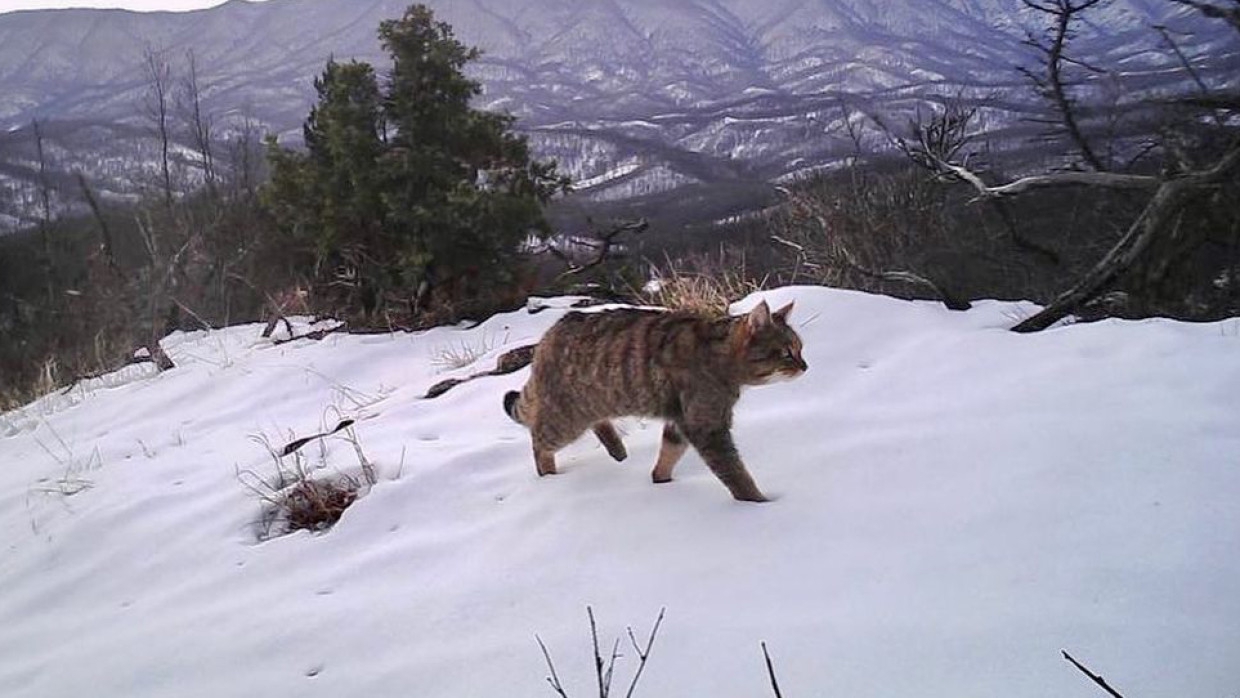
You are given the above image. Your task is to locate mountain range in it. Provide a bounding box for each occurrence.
[0,0,1235,231]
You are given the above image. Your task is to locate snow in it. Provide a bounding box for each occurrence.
[570,158,642,190]
[1,287,1238,697]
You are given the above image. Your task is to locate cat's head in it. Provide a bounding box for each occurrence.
[734,300,808,385]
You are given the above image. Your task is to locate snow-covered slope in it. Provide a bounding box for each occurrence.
[1,287,1238,697]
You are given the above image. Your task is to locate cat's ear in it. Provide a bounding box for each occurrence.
[773,301,795,324]
[746,300,773,330]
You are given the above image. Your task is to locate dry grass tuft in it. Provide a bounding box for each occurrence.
[283,478,358,533]
[641,252,769,316]
[430,330,508,373]
[239,419,377,539]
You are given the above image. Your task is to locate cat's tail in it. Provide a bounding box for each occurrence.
[503,390,526,425]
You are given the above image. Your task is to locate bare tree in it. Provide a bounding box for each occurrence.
[142,45,176,210]
[225,108,264,201]
[900,108,1239,333]
[32,119,56,304]
[76,173,176,371]
[893,98,1239,328]
[872,0,1240,330]
[179,49,217,198]
[1019,0,1112,171]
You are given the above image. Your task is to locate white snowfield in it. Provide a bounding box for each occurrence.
[1,287,1237,698]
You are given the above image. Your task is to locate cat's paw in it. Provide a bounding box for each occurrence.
[733,490,772,503]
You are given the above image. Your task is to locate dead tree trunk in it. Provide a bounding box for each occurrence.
[1013,144,1240,331]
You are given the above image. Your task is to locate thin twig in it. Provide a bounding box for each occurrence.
[535,634,570,698]
[623,607,666,698]
[601,637,621,698]
[588,606,607,698]
[761,642,785,698]
[1062,650,1126,698]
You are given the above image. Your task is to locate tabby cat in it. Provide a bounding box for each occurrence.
[503,300,806,501]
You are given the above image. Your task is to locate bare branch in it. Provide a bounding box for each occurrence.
[179,49,217,197]
[1014,142,1240,331]
[888,98,980,171]
[601,637,621,698]
[169,296,213,331]
[761,642,785,698]
[1020,0,1109,170]
[32,119,56,303]
[76,173,120,276]
[535,634,570,698]
[585,607,623,698]
[1061,650,1127,698]
[278,418,356,457]
[934,161,1158,199]
[1154,25,1211,98]
[142,45,175,209]
[550,219,649,280]
[622,607,665,698]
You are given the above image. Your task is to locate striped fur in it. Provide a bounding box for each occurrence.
[504,300,806,501]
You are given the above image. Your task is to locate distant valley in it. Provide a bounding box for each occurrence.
[0,0,1235,231]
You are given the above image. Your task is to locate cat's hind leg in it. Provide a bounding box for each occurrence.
[530,420,582,477]
[651,422,689,483]
[592,421,628,462]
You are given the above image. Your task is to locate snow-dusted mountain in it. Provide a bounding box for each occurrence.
[0,0,1234,229]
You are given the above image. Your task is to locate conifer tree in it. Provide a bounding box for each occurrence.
[264,4,567,319]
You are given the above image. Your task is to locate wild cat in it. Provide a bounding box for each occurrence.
[503,300,807,502]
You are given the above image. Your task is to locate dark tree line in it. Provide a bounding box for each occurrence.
[1,4,569,407]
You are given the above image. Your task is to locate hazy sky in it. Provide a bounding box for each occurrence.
[0,0,268,13]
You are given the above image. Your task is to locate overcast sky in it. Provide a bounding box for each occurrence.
[0,0,267,13]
